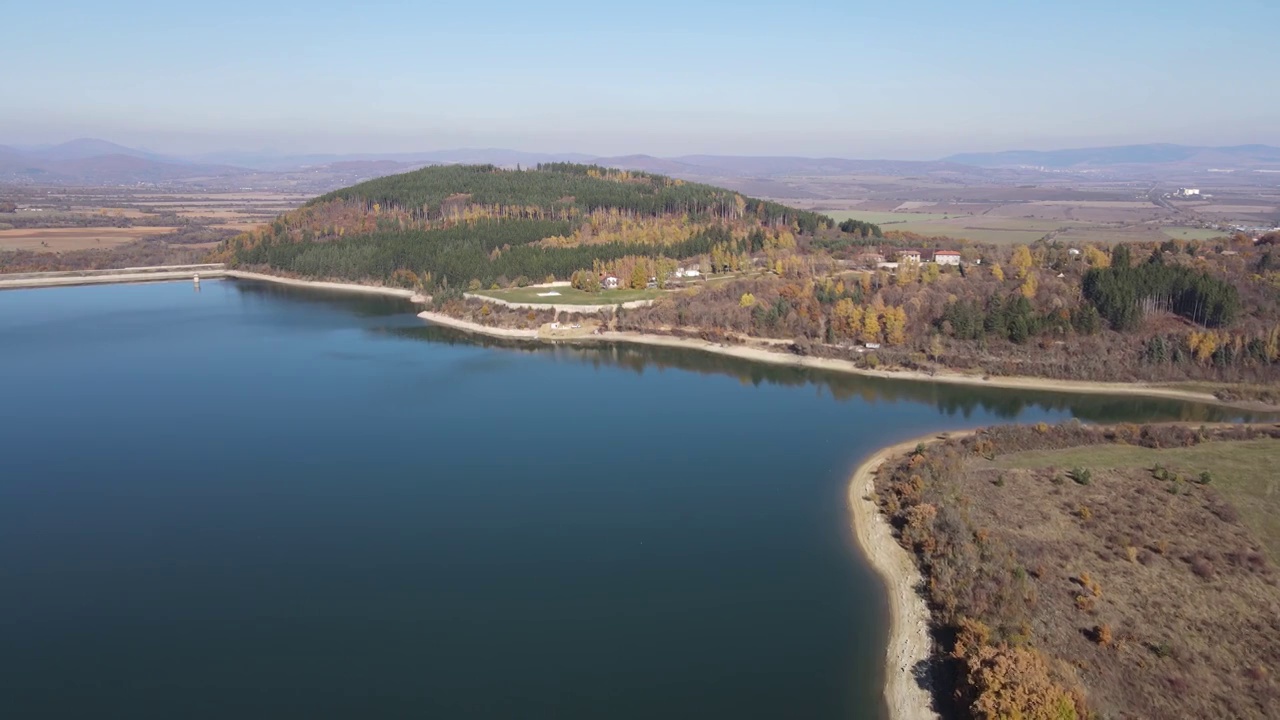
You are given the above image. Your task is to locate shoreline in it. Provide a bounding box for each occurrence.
[848,436,962,720]
[1,266,1271,411]
[209,270,1267,411]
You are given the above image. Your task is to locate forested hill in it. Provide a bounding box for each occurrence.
[311,163,828,227]
[213,164,867,289]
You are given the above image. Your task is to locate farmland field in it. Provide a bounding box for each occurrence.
[1159,227,1228,241]
[0,226,181,252]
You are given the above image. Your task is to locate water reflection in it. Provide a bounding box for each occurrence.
[230,279,1271,425]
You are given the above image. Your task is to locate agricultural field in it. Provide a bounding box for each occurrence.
[471,285,664,305]
[0,225,180,252]
[1160,226,1230,241]
[0,187,307,272]
[823,206,1231,245]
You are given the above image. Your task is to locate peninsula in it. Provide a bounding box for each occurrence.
[207,163,1280,407]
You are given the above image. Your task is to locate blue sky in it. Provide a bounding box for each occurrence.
[3,0,1277,158]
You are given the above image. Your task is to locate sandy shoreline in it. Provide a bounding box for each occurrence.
[415,310,540,339]
[848,436,958,720]
[2,267,1266,410]
[223,270,419,298]
[214,271,1264,410]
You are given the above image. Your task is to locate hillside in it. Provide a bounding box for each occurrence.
[214,163,861,288]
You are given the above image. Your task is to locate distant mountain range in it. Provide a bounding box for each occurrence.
[2,139,1278,190]
[943,144,1280,169]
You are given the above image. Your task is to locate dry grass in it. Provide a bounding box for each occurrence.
[968,438,1280,718]
[991,439,1280,558]
[874,425,1280,720]
[0,226,179,252]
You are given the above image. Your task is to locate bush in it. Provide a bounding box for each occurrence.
[1070,467,1092,485]
[1197,471,1213,485]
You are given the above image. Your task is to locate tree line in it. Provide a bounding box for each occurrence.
[1083,245,1240,329]
[311,163,834,230]
[231,219,747,288]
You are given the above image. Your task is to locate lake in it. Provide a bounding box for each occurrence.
[0,280,1256,719]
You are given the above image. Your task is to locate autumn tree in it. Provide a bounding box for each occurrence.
[883,306,907,345]
[1011,245,1034,278]
[861,308,882,343]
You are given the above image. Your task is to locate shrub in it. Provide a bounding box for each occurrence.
[1070,467,1092,485]
[1197,471,1213,485]
[1094,624,1114,646]
[1077,505,1093,521]
[994,474,1006,488]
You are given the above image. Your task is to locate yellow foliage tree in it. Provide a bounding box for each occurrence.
[884,306,908,345]
[1011,245,1034,278]
[832,299,860,339]
[991,263,1005,281]
[739,292,756,308]
[861,308,882,343]
[1020,273,1039,299]
[1083,246,1110,268]
[1188,330,1219,363]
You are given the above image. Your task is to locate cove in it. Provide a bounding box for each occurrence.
[0,280,1259,719]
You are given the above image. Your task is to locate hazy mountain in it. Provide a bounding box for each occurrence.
[186,148,593,171]
[5,137,1280,189]
[28,138,175,163]
[944,143,1280,169]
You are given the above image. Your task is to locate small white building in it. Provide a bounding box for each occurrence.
[933,250,961,266]
[602,275,620,290]
[864,342,881,350]
[1176,188,1201,197]
[1067,248,1081,256]
[897,250,922,264]
[683,268,700,277]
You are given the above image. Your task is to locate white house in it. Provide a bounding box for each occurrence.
[1067,248,1081,256]
[684,268,701,277]
[933,250,961,266]
[897,250,922,264]
[1176,188,1201,197]
[601,275,620,290]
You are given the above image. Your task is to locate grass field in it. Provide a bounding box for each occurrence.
[472,285,664,305]
[1159,227,1228,241]
[992,438,1280,558]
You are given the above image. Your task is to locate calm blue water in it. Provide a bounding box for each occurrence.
[0,280,1253,719]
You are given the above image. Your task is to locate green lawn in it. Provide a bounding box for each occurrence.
[472,285,664,305]
[992,439,1280,557]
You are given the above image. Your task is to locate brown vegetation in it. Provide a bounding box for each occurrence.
[874,423,1280,719]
